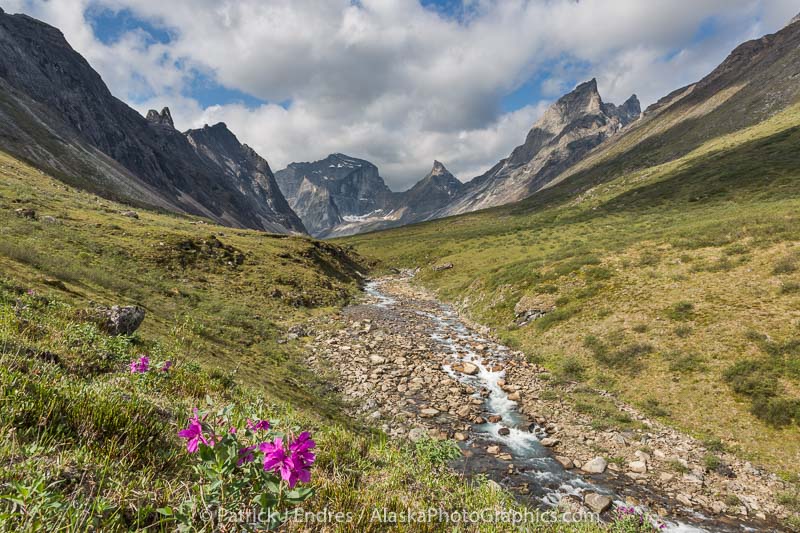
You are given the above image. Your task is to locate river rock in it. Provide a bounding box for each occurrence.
[461,362,479,375]
[584,493,612,513]
[369,355,386,365]
[557,495,586,514]
[555,456,574,469]
[419,408,439,418]
[498,427,510,436]
[407,428,427,442]
[487,445,501,455]
[582,457,608,474]
[629,460,647,474]
[540,437,559,447]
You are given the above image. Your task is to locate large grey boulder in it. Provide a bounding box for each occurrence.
[94,305,145,335]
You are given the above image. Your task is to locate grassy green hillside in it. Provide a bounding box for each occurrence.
[343,103,800,480]
[0,152,549,532]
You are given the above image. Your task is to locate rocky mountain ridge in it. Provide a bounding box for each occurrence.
[434,79,640,217]
[0,10,304,234]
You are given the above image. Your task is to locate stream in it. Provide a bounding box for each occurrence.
[361,277,762,532]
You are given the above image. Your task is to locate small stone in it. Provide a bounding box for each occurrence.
[487,445,501,455]
[420,408,439,418]
[555,456,574,469]
[369,355,386,365]
[629,460,647,474]
[407,428,427,442]
[584,493,612,513]
[487,415,502,423]
[454,432,467,442]
[711,501,727,514]
[498,427,510,436]
[540,437,559,447]
[507,391,521,401]
[457,405,472,418]
[497,453,513,461]
[582,457,608,474]
[461,362,479,375]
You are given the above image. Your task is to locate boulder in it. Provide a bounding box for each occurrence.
[369,355,386,365]
[92,305,145,335]
[14,208,36,219]
[582,457,608,474]
[584,493,612,513]
[514,293,556,324]
[120,210,139,219]
[432,262,454,272]
[540,437,559,447]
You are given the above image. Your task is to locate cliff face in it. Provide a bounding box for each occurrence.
[0,10,304,234]
[436,79,640,217]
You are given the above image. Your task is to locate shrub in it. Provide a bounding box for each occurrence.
[674,325,693,338]
[641,397,670,418]
[414,437,462,466]
[779,281,800,294]
[558,357,586,381]
[665,351,706,374]
[723,360,779,398]
[773,255,798,275]
[666,301,695,321]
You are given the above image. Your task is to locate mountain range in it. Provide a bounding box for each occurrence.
[275,80,639,237]
[1,7,799,240]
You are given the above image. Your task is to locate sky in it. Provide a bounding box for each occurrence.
[2,0,798,190]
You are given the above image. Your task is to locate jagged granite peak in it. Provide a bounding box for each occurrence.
[395,161,463,220]
[0,10,304,234]
[557,11,800,193]
[146,107,174,128]
[275,153,394,236]
[602,94,641,125]
[435,79,640,217]
[790,12,800,26]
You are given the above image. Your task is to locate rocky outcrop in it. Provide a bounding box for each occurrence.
[0,11,304,234]
[435,79,640,217]
[146,107,174,129]
[275,153,395,237]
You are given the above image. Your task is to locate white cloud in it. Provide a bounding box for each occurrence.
[2,0,797,189]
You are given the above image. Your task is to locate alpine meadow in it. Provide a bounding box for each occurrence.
[1,2,800,532]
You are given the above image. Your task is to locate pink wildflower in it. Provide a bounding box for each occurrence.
[178,413,211,453]
[246,419,270,432]
[129,355,149,373]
